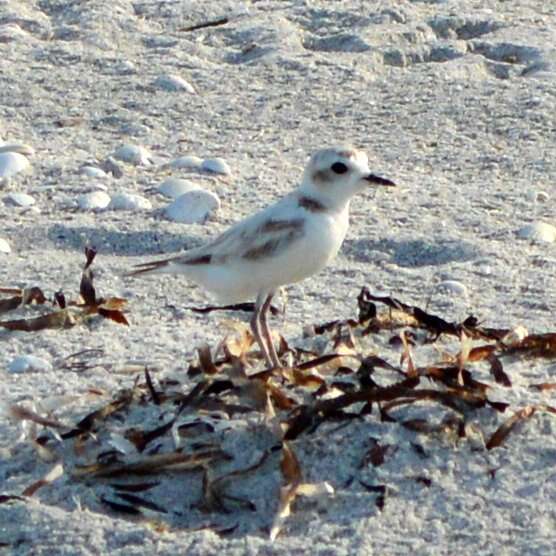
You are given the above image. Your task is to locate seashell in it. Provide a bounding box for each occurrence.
[3,192,36,207]
[154,74,195,93]
[436,280,468,297]
[108,192,152,211]
[78,191,111,210]
[165,189,220,224]
[0,152,30,179]
[518,222,556,243]
[8,355,53,374]
[112,144,152,166]
[158,177,200,199]
[0,143,34,156]
[80,165,108,179]
[169,155,203,169]
[115,60,136,75]
[0,237,11,253]
[201,157,232,176]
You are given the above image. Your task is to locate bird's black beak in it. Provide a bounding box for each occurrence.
[364,173,395,187]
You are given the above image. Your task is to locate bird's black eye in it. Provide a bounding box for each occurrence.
[331,162,348,175]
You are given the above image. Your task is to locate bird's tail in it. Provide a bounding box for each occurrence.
[127,257,178,277]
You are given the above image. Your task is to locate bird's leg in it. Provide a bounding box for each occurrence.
[260,292,281,368]
[251,293,273,368]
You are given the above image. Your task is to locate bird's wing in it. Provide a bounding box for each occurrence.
[130,194,306,275]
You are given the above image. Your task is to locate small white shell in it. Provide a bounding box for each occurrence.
[108,192,152,211]
[8,355,53,374]
[78,191,111,210]
[0,143,34,156]
[158,177,200,199]
[165,189,220,224]
[0,152,30,179]
[115,60,136,75]
[518,222,556,243]
[113,144,152,166]
[80,165,108,179]
[0,238,11,253]
[169,156,203,169]
[201,157,232,176]
[436,280,468,297]
[526,190,550,203]
[4,192,36,207]
[154,74,195,93]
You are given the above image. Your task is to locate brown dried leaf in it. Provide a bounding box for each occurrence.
[270,442,302,541]
[8,404,68,429]
[488,354,511,387]
[100,496,141,515]
[0,494,25,504]
[197,345,219,375]
[73,449,229,478]
[115,492,168,514]
[126,419,175,453]
[467,344,497,362]
[486,406,536,450]
[283,367,325,389]
[0,295,23,314]
[97,308,129,326]
[361,439,391,467]
[358,480,386,510]
[0,309,77,331]
[22,463,64,497]
[297,353,343,371]
[530,382,556,392]
[62,389,135,438]
[111,482,160,493]
[505,333,556,358]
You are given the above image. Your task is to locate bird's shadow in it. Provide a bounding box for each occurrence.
[343,237,481,268]
[47,223,203,257]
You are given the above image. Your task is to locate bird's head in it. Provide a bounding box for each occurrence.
[300,146,395,210]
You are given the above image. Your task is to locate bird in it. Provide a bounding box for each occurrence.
[129,146,395,368]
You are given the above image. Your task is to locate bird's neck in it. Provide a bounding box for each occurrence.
[297,182,351,215]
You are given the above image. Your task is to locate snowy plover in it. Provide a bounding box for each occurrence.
[130,146,394,368]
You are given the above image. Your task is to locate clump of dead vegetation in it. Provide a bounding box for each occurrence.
[1,255,555,539]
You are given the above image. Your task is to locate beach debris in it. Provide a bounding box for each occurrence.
[157,177,200,199]
[154,74,196,93]
[108,192,152,211]
[112,144,152,166]
[436,279,468,297]
[165,189,220,224]
[8,355,53,374]
[2,285,555,538]
[179,16,230,33]
[3,192,36,208]
[0,238,11,254]
[0,286,46,314]
[169,155,203,170]
[0,152,31,181]
[201,157,232,176]
[79,165,108,179]
[517,221,556,243]
[22,463,64,497]
[0,247,128,331]
[270,442,333,541]
[0,143,34,156]
[78,191,111,210]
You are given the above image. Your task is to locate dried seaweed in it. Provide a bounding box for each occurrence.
[0,248,128,331]
[6,285,555,539]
